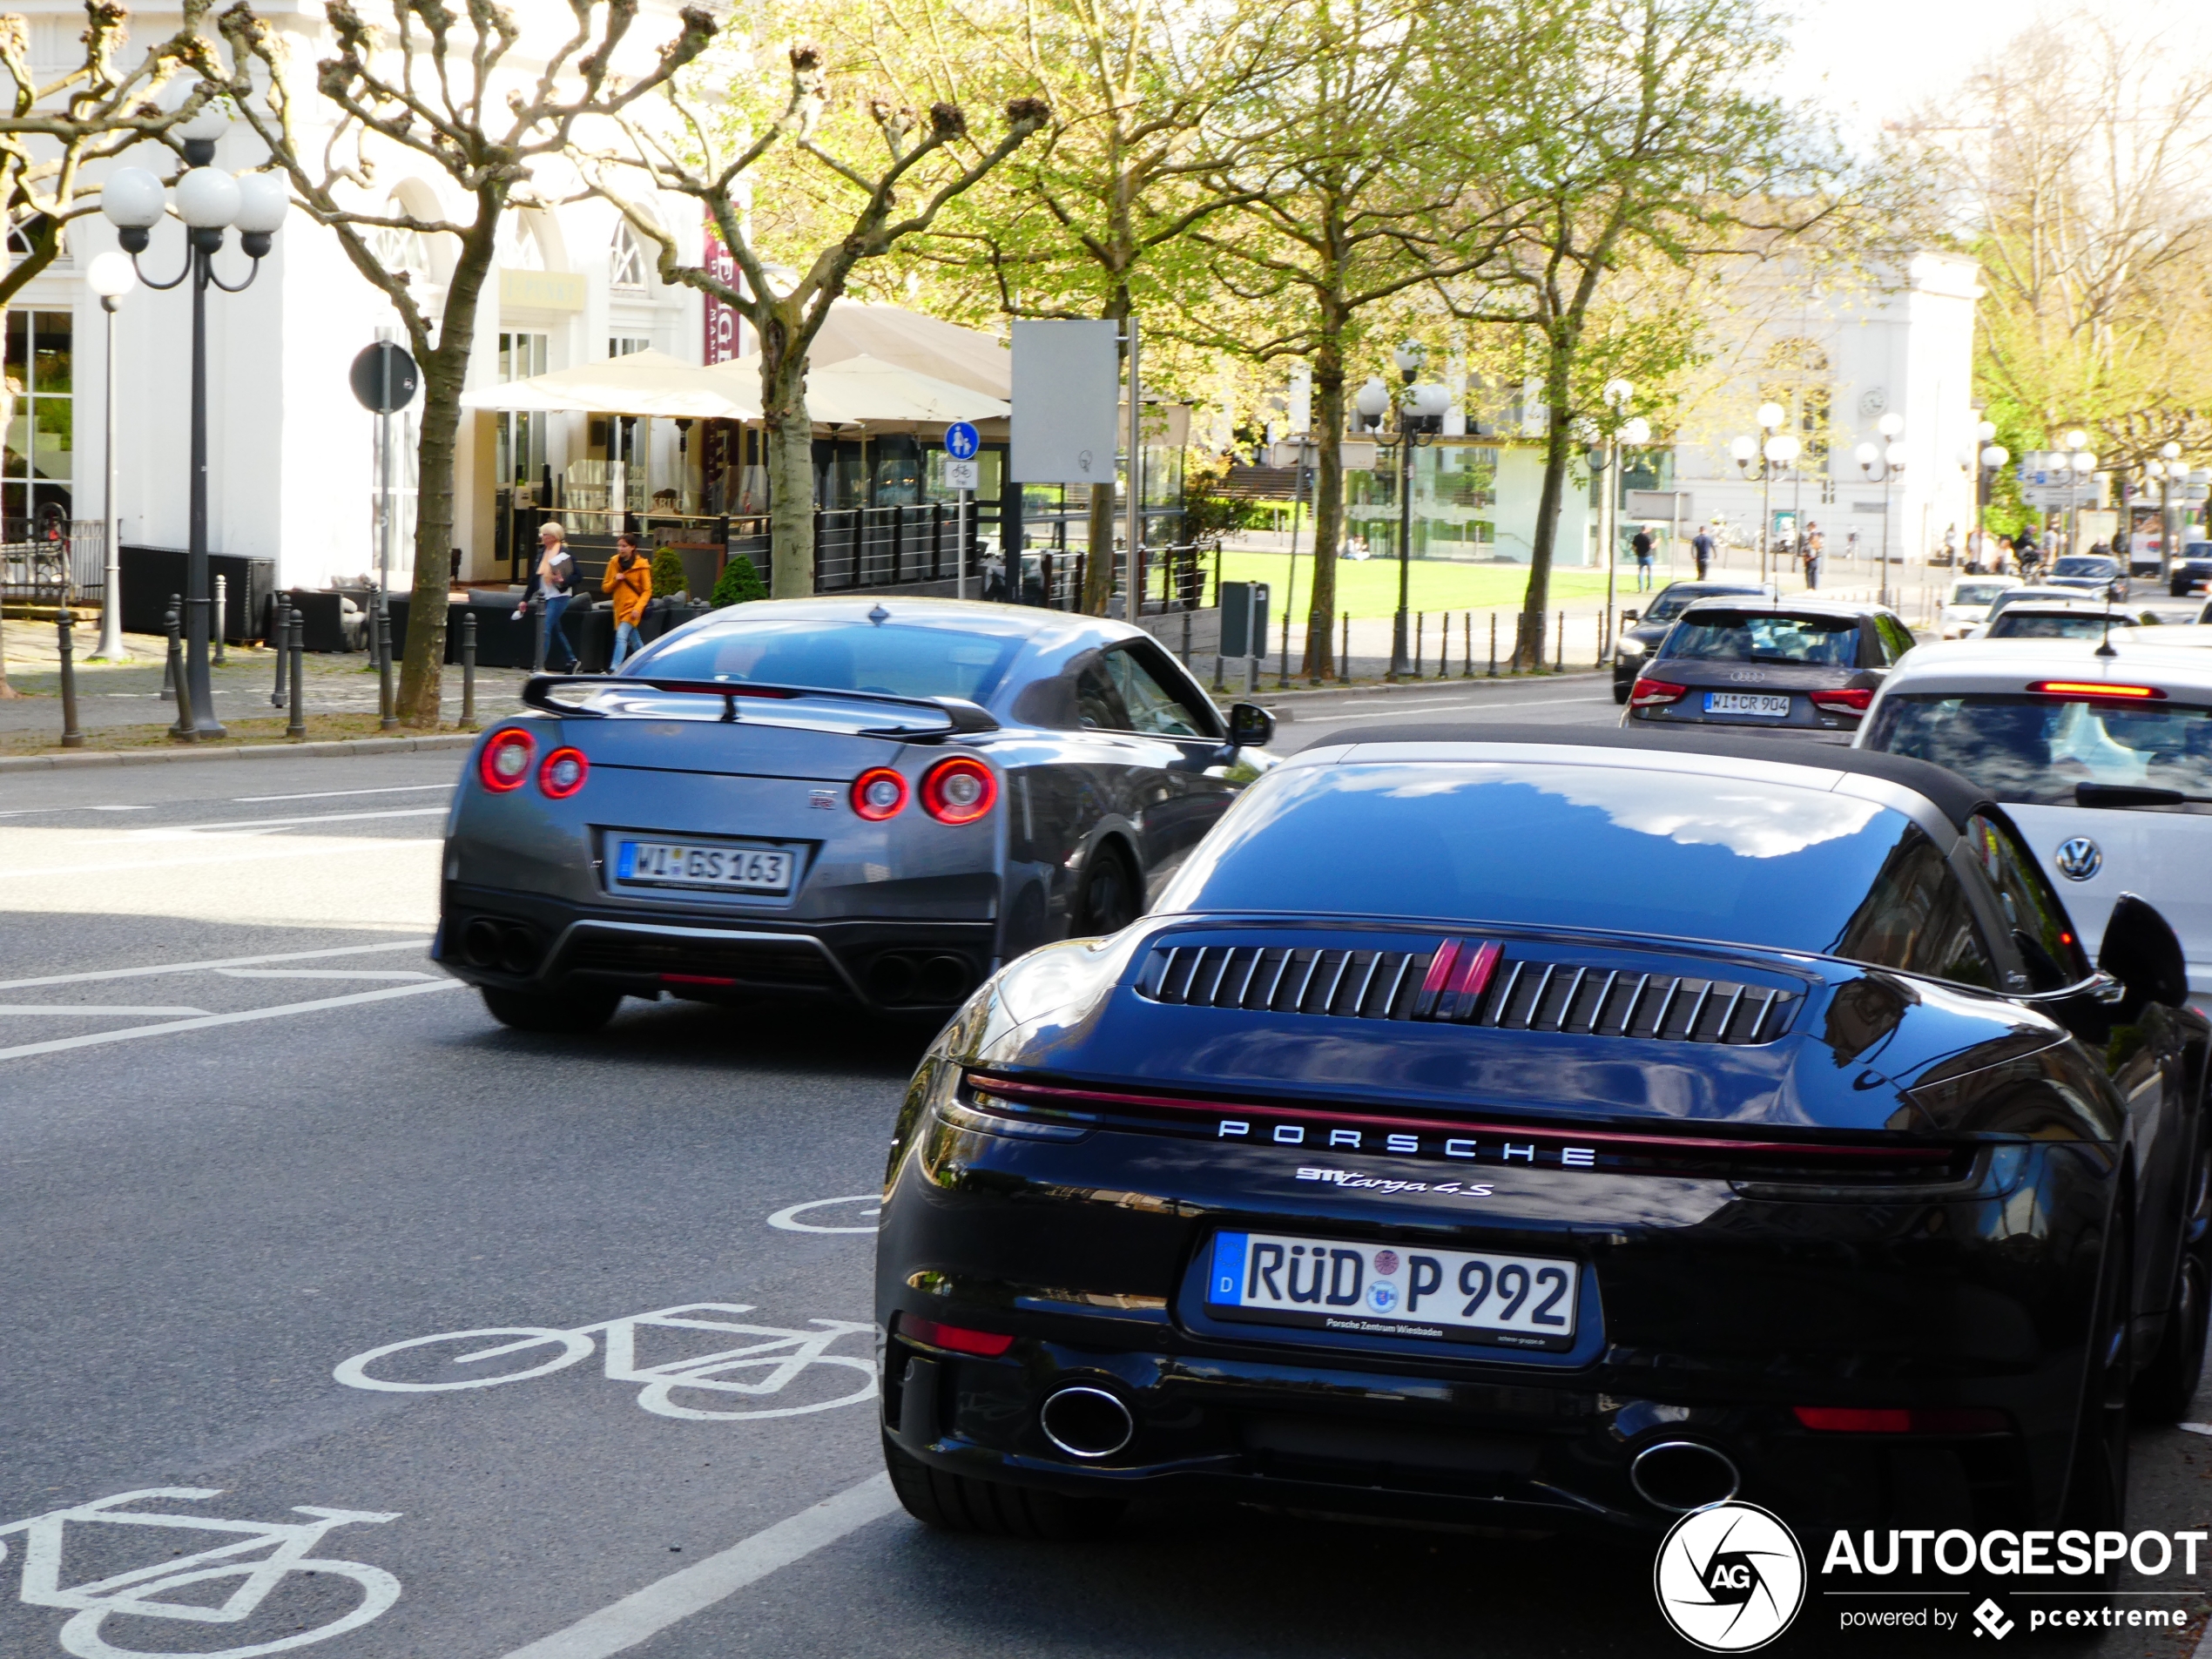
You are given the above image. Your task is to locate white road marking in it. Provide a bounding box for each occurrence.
[234,784,455,803]
[0,804,154,818]
[0,980,461,1062]
[499,1474,900,1659]
[0,837,442,883]
[0,1005,210,1016]
[214,968,437,981]
[1311,694,1613,723]
[0,939,431,992]
[128,806,450,837]
[766,1196,882,1235]
[2179,1422,2212,1436]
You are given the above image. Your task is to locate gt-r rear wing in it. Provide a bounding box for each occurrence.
[519,674,999,740]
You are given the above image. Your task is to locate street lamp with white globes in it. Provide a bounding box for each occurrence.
[1385,340,1441,678]
[98,106,287,738]
[84,249,135,662]
[1730,401,1791,580]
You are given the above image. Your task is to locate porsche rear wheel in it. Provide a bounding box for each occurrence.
[1074,844,1140,936]
[479,986,621,1034]
[883,1435,1121,1541]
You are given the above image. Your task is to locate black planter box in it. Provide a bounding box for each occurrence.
[120,545,277,643]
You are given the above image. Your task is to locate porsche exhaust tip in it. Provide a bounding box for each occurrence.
[1039,1386,1134,1460]
[1629,1440,1740,1512]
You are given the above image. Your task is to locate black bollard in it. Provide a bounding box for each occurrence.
[167,601,198,743]
[376,604,397,732]
[287,609,307,739]
[270,597,290,707]
[1487,611,1498,678]
[1555,610,1565,674]
[57,606,83,749]
[160,594,179,699]
[212,574,227,666]
[459,610,478,731]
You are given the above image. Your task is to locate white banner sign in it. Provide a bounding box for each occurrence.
[1010,319,1121,486]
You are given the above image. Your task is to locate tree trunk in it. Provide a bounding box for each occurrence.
[758,302,817,600]
[1299,327,1346,680]
[1516,331,1575,670]
[1082,483,1116,614]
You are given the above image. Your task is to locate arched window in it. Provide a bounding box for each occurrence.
[1759,336,1833,469]
[371,216,432,286]
[610,221,648,291]
[497,211,547,272]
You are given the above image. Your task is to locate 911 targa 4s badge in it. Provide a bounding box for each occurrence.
[435,597,1279,1032]
[874,725,2212,1571]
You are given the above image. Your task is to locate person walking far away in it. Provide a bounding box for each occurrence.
[604,533,653,671]
[1691,523,1714,579]
[1802,522,1823,590]
[1631,528,1655,591]
[519,521,578,673]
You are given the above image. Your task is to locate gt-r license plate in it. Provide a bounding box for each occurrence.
[1703,691,1791,717]
[1204,1231,1578,1351]
[616,840,794,894]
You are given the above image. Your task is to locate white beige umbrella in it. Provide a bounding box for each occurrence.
[459,348,761,419]
[711,353,1009,426]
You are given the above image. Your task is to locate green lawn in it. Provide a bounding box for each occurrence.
[1211,550,1624,619]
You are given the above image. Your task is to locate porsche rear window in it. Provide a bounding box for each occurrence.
[626,620,1021,703]
[1866,692,2212,810]
[1157,761,1994,978]
[1660,612,1859,666]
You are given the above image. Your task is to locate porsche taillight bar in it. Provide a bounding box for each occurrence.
[962,1070,1960,1170]
[520,674,999,738]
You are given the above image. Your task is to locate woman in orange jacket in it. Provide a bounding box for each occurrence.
[603,533,653,670]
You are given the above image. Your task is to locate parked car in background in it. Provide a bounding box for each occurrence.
[2172,542,2212,597]
[1982,601,2139,643]
[2045,554,2126,596]
[1608,580,1777,704]
[1975,585,2106,636]
[1858,637,2212,1022]
[1938,574,2021,638]
[1622,597,1915,737]
[437,598,1278,1032]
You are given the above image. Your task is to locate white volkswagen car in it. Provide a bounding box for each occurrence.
[1937,574,2020,638]
[1856,637,2212,1017]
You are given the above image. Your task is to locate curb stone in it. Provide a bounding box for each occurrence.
[0,732,482,773]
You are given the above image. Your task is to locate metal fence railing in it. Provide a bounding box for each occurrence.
[0,520,106,604]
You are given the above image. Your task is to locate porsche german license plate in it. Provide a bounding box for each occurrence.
[1703,691,1791,717]
[615,840,795,894]
[1204,1231,1579,1351]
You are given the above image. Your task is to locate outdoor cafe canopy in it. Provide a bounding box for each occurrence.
[460,347,1008,428]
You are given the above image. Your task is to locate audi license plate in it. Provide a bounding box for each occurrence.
[616,840,794,894]
[1204,1231,1579,1351]
[1703,691,1792,717]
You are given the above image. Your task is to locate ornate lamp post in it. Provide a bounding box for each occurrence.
[1730,401,1790,581]
[1856,414,1907,609]
[84,250,136,662]
[1386,340,1428,679]
[99,107,288,738]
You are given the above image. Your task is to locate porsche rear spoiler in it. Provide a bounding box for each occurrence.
[519,674,999,739]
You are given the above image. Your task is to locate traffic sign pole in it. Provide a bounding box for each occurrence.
[944,423,981,602]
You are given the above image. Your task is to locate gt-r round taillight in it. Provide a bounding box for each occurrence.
[851,767,909,820]
[538,746,589,799]
[480,729,535,792]
[921,756,997,825]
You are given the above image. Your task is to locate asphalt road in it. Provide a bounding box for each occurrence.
[3,681,2209,1659]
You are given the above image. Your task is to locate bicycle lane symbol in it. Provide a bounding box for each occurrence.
[0,1488,399,1659]
[333,1303,877,1421]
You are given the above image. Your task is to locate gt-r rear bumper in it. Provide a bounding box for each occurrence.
[436,880,998,1014]
[876,1111,2107,1538]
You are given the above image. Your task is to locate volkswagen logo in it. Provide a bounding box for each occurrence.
[1653,1501,1804,1651]
[2054,837,2103,881]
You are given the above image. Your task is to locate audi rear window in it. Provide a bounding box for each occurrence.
[1660,611,1859,666]
[1157,761,1992,976]
[1866,693,2212,811]
[625,619,1022,704]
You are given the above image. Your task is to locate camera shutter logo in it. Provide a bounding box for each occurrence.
[2054,836,2101,881]
[1652,1501,1805,1652]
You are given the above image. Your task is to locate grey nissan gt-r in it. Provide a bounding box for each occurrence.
[435,597,1278,1032]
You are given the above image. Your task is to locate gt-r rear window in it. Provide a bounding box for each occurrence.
[1866,693,2212,812]
[1661,612,1858,666]
[1157,761,1996,979]
[625,619,1022,704]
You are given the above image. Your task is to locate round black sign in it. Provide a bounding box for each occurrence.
[349,341,420,414]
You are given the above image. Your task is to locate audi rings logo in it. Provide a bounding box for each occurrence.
[2054,836,2103,881]
[1653,1501,1806,1652]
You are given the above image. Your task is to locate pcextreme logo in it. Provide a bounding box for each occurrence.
[1654,1502,1806,1652]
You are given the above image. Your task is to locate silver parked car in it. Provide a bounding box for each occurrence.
[436,597,1278,1031]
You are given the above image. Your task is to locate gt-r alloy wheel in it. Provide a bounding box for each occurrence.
[2134,1146,2212,1423]
[479,987,621,1035]
[881,1435,1121,1541]
[1075,845,1140,936]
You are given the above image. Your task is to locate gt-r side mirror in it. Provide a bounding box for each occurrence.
[1228,702,1275,749]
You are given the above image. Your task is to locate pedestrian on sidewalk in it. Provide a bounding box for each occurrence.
[1631,528,1655,590]
[1691,523,1714,579]
[1802,523,1824,590]
[604,533,653,671]
[523,521,578,673]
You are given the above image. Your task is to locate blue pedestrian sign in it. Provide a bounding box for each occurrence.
[944,421,980,461]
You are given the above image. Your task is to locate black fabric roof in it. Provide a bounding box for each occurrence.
[1308,723,1994,830]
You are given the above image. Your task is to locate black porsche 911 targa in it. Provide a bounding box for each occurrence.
[875,728,2209,1563]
